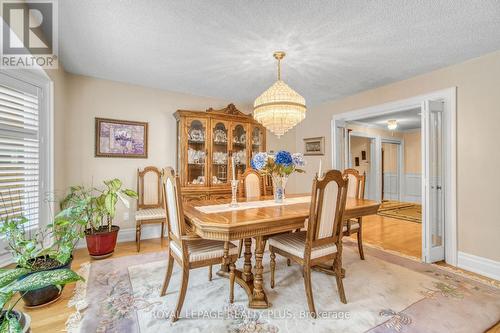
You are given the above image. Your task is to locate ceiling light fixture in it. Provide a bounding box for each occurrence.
[387,119,398,130]
[253,51,306,137]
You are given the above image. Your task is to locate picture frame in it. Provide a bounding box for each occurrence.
[361,150,366,160]
[355,157,360,166]
[95,117,148,158]
[303,136,325,156]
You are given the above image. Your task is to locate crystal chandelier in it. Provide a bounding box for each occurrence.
[253,51,306,137]
[387,119,398,130]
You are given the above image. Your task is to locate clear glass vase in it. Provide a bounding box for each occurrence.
[272,175,288,203]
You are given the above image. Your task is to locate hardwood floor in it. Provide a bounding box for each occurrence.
[353,214,422,258]
[13,236,499,332]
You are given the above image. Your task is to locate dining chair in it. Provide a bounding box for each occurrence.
[160,167,238,322]
[135,166,166,252]
[237,169,265,256]
[343,168,366,259]
[268,170,349,316]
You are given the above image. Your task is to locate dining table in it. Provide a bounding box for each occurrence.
[183,193,380,309]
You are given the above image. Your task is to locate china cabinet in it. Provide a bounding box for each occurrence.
[174,104,266,202]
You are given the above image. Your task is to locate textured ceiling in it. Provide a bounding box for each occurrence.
[352,108,422,131]
[59,1,500,106]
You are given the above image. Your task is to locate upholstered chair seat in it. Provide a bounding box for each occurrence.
[343,220,360,232]
[135,208,166,221]
[170,239,238,262]
[268,231,338,259]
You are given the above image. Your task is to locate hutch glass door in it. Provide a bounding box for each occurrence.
[231,123,248,178]
[251,125,265,159]
[186,119,207,186]
[211,120,230,186]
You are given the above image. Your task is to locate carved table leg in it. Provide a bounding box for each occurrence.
[242,238,253,282]
[249,235,269,308]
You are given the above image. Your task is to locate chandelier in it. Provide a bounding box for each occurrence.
[387,119,398,130]
[253,51,306,137]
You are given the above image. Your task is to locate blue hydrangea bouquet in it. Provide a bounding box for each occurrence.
[251,151,305,203]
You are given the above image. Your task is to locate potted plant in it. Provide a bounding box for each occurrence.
[60,179,138,259]
[0,267,81,332]
[0,205,86,307]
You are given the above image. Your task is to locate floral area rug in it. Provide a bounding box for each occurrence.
[67,243,500,333]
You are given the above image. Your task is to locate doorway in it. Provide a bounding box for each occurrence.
[345,112,421,259]
[331,88,457,265]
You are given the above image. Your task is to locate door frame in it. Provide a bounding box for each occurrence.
[331,87,457,265]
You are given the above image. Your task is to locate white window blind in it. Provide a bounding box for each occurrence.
[0,74,40,229]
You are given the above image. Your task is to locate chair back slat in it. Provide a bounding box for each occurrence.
[238,169,263,198]
[137,166,163,209]
[307,170,348,246]
[162,167,186,256]
[343,168,365,199]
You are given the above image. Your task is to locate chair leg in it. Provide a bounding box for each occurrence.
[237,239,244,258]
[334,253,347,304]
[160,222,165,246]
[357,219,365,260]
[357,230,365,260]
[160,252,174,296]
[229,261,235,303]
[303,265,317,318]
[136,223,141,252]
[208,265,212,281]
[172,265,189,322]
[270,251,276,288]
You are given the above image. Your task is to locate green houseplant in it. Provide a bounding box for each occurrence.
[60,179,138,259]
[0,204,86,307]
[0,267,81,332]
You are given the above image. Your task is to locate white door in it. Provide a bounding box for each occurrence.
[422,100,445,263]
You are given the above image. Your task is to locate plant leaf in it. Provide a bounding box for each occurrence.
[0,313,22,333]
[121,189,138,199]
[0,269,30,289]
[0,291,14,309]
[2,269,82,293]
[104,194,118,218]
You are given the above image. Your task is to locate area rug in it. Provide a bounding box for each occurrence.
[378,201,422,223]
[66,243,500,333]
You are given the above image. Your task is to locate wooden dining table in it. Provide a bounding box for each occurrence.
[183,193,380,309]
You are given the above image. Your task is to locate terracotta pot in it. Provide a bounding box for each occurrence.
[85,225,120,259]
[19,256,73,308]
[0,310,31,332]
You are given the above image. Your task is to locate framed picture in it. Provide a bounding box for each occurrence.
[361,150,366,160]
[95,118,148,158]
[355,157,360,166]
[303,136,325,156]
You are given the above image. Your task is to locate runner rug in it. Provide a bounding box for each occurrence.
[66,243,499,333]
[378,201,422,223]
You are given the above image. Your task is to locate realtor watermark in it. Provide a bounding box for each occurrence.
[1,0,58,69]
[151,308,352,321]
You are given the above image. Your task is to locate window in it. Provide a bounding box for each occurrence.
[0,72,50,230]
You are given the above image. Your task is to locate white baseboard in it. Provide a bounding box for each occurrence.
[457,251,500,281]
[76,224,164,249]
